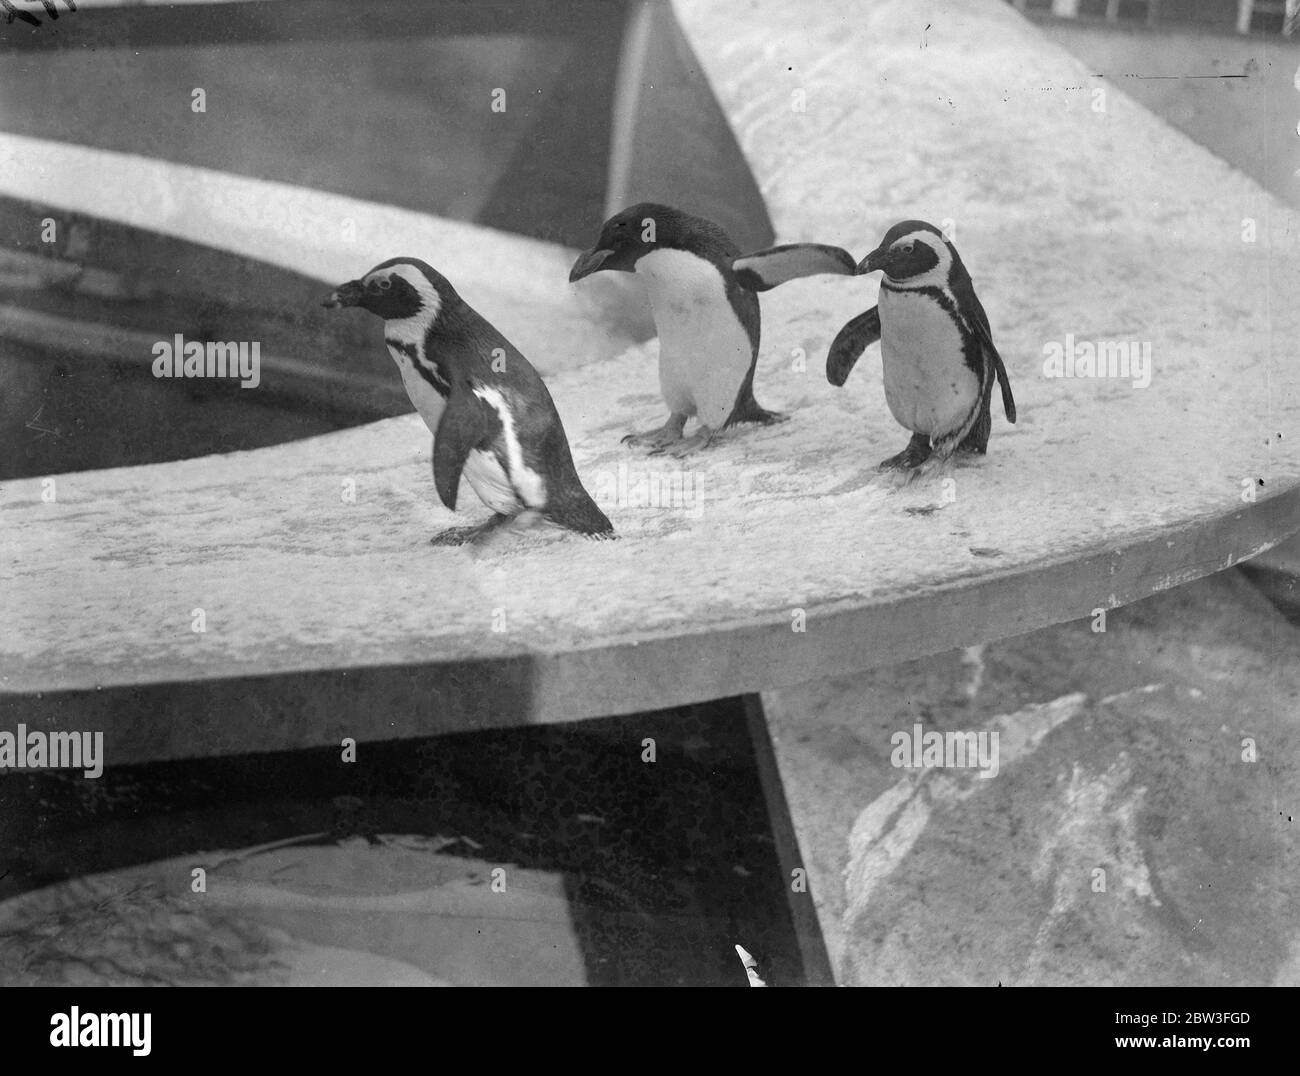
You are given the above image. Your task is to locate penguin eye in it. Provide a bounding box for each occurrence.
[376,278,392,291]
[899,242,915,255]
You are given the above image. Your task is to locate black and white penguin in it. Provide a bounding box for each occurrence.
[569,203,784,457]
[733,221,1015,473]
[324,257,614,544]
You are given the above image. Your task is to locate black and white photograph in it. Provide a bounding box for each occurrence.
[1,0,1298,1022]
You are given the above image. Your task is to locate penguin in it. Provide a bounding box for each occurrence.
[568,203,785,457]
[733,221,1015,473]
[323,257,613,544]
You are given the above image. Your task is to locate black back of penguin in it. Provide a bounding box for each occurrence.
[570,204,785,448]
[325,257,612,538]
[867,222,1016,428]
[428,285,613,536]
[576,203,762,356]
[857,221,1016,468]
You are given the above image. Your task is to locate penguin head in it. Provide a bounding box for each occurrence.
[569,203,732,281]
[858,221,954,288]
[323,258,451,322]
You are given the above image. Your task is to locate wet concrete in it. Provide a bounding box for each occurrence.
[765,569,1299,985]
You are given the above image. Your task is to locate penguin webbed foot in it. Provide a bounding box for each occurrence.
[744,408,789,427]
[881,467,919,491]
[650,426,716,458]
[726,395,788,428]
[622,414,687,451]
[429,514,514,547]
[909,452,957,487]
[878,434,932,472]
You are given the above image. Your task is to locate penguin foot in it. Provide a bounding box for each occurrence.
[881,466,920,491]
[622,414,688,450]
[907,452,957,487]
[878,433,932,472]
[650,427,716,458]
[728,404,789,427]
[429,514,514,546]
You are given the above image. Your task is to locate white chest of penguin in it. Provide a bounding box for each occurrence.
[385,345,546,517]
[636,249,752,427]
[389,349,446,429]
[877,286,979,436]
[465,385,548,516]
[461,448,521,515]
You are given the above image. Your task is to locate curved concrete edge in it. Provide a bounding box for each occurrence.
[3,0,1299,750]
[4,488,1295,767]
[0,131,652,373]
[498,486,1300,719]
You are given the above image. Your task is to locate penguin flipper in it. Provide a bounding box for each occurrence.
[965,290,1016,423]
[432,386,498,511]
[733,243,858,292]
[826,307,881,387]
[991,347,1016,423]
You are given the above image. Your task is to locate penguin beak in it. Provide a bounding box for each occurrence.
[568,248,615,283]
[858,247,889,275]
[322,280,364,308]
